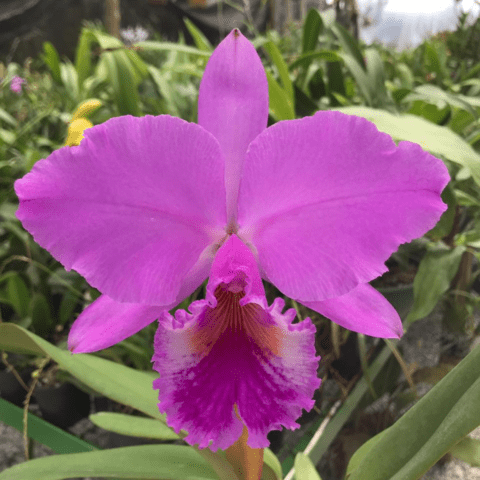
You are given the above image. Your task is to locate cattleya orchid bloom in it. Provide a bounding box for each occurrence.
[15,30,449,453]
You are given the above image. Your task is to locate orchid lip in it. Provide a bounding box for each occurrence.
[152,234,321,450]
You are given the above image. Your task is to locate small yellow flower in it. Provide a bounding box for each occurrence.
[65,99,102,146]
[71,99,102,121]
[65,118,94,146]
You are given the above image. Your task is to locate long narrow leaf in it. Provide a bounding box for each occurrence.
[405,245,465,327]
[294,453,323,479]
[302,9,323,53]
[330,23,365,70]
[42,42,61,83]
[0,323,163,420]
[266,70,295,120]
[364,48,388,106]
[289,50,341,71]
[0,445,218,480]
[89,412,180,440]
[135,41,211,57]
[0,397,98,454]
[340,53,372,105]
[346,345,480,480]
[264,40,294,106]
[75,29,94,90]
[184,18,213,52]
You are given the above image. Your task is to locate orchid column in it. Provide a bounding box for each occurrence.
[15,28,449,478]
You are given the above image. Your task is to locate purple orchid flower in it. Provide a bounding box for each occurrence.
[10,75,25,94]
[14,30,449,450]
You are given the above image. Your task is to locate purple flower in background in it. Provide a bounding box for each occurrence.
[121,25,149,45]
[14,30,449,450]
[10,75,25,94]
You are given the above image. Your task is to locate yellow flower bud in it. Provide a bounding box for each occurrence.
[65,118,93,146]
[71,99,102,121]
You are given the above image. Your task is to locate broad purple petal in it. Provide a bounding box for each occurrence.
[238,111,449,302]
[69,250,214,354]
[198,29,268,225]
[302,283,403,338]
[15,115,227,305]
[152,235,320,450]
[69,295,166,353]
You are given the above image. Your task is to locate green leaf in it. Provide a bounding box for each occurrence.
[289,50,341,71]
[346,345,480,480]
[30,293,54,337]
[0,127,15,144]
[339,53,372,105]
[60,61,79,102]
[147,65,180,116]
[335,106,480,187]
[327,61,346,98]
[448,109,476,135]
[405,85,477,117]
[294,453,323,479]
[263,448,283,480]
[184,18,213,52]
[408,100,450,125]
[42,41,61,83]
[0,323,164,420]
[458,93,480,109]
[330,22,365,70]
[75,28,94,90]
[423,42,446,83]
[449,436,480,467]
[308,66,326,100]
[87,28,123,50]
[103,51,140,116]
[58,290,79,325]
[302,9,323,53]
[0,397,98,455]
[122,49,149,81]
[7,274,30,318]
[0,107,17,127]
[427,183,457,240]
[346,429,389,476]
[405,245,465,326]
[264,40,294,107]
[0,445,218,480]
[395,63,414,89]
[266,70,295,120]
[135,40,211,57]
[364,48,388,106]
[89,412,180,440]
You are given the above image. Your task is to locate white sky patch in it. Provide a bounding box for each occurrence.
[357,0,480,49]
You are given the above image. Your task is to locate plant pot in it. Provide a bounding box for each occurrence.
[34,382,90,429]
[0,366,32,407]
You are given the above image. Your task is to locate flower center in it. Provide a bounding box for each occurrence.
[190,281,281,360]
